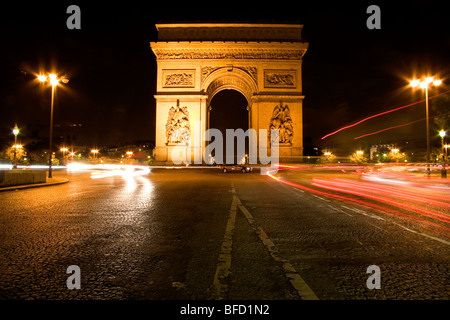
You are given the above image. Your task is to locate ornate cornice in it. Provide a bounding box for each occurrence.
[151,47,306,61]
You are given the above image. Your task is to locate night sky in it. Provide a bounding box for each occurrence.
[1,1,449,154]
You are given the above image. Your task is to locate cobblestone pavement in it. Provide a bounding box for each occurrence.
[0,168,448,301]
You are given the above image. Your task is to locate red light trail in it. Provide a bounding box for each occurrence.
[311,178,450,224]
[266,168,450,240]
[321,90,450,140]
[353,118,424,140]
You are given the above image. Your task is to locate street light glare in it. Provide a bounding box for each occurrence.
[433,79,442,86]
[49,73,57,80]
[37,75,47,82]
[13,124,19,136]
[419,82,428,89]
[439,130,446,138]
[410,79,420,87]
[50,78,59,86]
[425,77,434,83]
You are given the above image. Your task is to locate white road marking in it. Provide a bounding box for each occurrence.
[209,184,238,300]
[236,196,319,300]
[340,205,384,221]
[393,222,450,246]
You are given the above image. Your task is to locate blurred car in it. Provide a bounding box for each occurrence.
[220,164,252,173]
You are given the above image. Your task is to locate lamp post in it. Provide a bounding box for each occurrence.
[91,149,99,159]
[440,130,447,178]
[410,77,442,177]
[60,147,68,165]
[38,73,69,178]
[12,124,19,169]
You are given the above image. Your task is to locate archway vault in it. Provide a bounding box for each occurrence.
[203,67,258,105]
[150,23,308,164]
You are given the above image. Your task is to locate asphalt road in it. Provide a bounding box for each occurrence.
[0,167,448,301]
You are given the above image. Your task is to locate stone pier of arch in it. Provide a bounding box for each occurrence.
[150,23,308,164]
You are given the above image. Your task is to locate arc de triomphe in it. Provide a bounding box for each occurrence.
[150,23,308,164]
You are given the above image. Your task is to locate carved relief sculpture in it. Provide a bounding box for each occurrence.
[166,101,191,145]
[163,70,195,87]
[269,103,294,145]
[201,66,257,83]
[264,70,297,88]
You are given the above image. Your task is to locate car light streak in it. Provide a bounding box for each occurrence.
[321,89,450,140]
[339,177,450,202]
[311,178,450,224]
[65,163,150,179]
[266,170,450,239]
[90,165,150,179]
[353,118,424,140]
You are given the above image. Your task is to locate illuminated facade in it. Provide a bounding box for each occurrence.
[150,23,308,164]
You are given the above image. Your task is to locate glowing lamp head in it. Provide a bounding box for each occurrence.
[419,82,428,89]
[433,79,442,86]
[410,79,420,87]
[425,77,434,83]
[439,130,446,138]
[13,124,19,136]
[49,73,57,80]
[50,78,59,86]
[37,75,47,82]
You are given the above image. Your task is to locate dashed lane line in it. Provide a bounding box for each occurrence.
[210,182,319,300]
[208,184,237,300]
[235,196,319,300]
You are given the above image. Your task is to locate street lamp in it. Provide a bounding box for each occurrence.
[12,124,19,169]
[60,147,69,165]
[410,76,442,177]
[439,130,447,178]
[91,149,99,159]
[38,73,69,178]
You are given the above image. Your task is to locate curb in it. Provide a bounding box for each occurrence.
[0,178,69,192]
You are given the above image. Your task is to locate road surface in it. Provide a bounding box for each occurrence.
[0,166,448,301]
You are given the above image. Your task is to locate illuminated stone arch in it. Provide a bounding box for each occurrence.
[203,67,257,104]
[202,67,257,133]
[150,23,308,164]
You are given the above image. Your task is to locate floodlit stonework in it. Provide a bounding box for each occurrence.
[150,23,308,164]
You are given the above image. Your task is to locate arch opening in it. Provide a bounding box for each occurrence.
[209,89,249,164]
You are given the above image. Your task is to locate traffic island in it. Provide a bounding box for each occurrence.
[0,170,68,191]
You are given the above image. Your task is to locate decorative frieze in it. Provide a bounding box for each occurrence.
[154,49,305,61]
[201,66,257,83]
[163,69,195,87]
